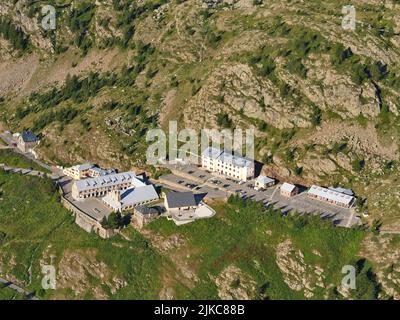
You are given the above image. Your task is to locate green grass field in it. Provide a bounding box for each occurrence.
[0,149,45,172]
[0,285,26,300]
[0,171,163,300]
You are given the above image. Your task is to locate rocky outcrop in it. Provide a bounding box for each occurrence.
[0,1,53,52]
[214,265,257,300]
[276,239,325,298]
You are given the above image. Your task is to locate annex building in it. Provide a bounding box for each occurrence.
[307,185,355,208]
[102,185,159,212]
[63,163,115,180]
[72,171,146,200]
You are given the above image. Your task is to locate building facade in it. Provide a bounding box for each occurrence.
[102,185,159,212]
[280,183,299,197]
[201,147,254,181]
[17,131,39,153]
[307,185,354,208]
[63,164,94,180]
[132,205,161,229]
[63,164,116,180]
[71,171,145,200]
[255,175,276,190]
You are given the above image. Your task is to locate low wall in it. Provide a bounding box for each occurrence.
[158,177,193,192]
[60,195,118,239]
[170,169,205,184]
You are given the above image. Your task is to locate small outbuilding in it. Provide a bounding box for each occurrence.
[280,182,299,197]
[164,191,198,212]
[255,175,276,190]
[132,205,162,229]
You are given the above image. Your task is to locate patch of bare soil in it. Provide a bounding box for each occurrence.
[0,54,39,97]
[56,249,127,299]
[159,89,177,126]
[213,265,257,300]
[0,48,123,99]
[276,239,325,298]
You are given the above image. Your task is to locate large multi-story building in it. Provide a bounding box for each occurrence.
[201,147,254,181]
[71,171,146,200]
[63,164,115,180]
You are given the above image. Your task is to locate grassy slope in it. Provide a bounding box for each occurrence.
[147,198,366,299]
[0,149,45,172]
[0,171,162,300]
[0,285,26,300]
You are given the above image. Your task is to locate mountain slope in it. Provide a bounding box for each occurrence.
[0,0,400,228]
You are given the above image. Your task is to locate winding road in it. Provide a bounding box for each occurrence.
[0,277,38,300]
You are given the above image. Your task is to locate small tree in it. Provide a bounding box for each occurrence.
[101,212,122,230]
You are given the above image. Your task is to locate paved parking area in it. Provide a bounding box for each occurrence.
[157,173,228,199]
[158,164,358,227]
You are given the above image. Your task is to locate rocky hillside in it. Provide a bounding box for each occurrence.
[1,0,400,227]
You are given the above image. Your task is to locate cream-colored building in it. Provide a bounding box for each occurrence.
[72,171,145,200]
[63,163,94,180]
[201,147,254,181]
[63,164,115,180]
[164,191,198,213]
[308,185,354,208]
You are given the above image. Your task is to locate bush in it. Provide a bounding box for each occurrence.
[216,113,233,128]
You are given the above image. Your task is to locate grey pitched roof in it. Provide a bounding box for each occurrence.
[135,205,160,216]
[21,131,39,143]
[202,147,254,168]
[256,175,275,184]
[74,171,144,192]
[281,182,297,193]
[165,192,197,209]
[77,163,94,171]
[328,186,354,196]
[103,185,159,210]
[202,147,223,159]
[219,151,254,168]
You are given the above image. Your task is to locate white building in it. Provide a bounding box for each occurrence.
[201,147,254,181]
[308,185,355,208]
[164,191,198,213]
[255,175,275,190]
[72,171,146,200]
[102,185,159,212]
